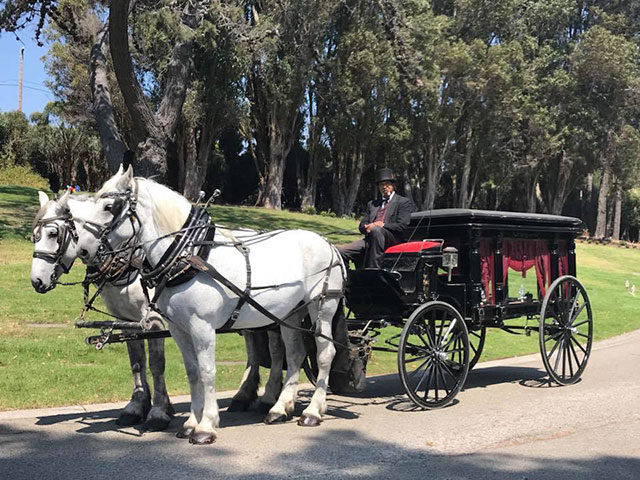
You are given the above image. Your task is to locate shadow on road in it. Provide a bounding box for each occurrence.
[33,364,550,435]
[1,419,637,480]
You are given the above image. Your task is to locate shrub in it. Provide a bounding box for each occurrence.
[301,205,317,215]
[0,164,49,189]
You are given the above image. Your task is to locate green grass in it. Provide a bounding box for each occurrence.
[1,185,639,410]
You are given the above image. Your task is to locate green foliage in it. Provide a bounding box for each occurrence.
[0,164,49,189]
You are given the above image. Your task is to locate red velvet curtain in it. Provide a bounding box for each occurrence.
[502,239,550,298]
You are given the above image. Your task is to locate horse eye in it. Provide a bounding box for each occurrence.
[104,203,113,212]
[48,229,58,237]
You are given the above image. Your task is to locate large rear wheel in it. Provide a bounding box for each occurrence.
[398,301,470,409]
[539,275,593,385]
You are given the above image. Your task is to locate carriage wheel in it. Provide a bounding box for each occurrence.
[398,301,470,409]
[468,326,486,370]
[539,275,593,385]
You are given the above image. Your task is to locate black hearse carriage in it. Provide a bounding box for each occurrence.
[342,208,593,409]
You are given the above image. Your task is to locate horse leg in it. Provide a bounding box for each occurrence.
[265,314,306,424]
[187,323,220,445]
[117,337,151,426]
[170,326,204,439]
[144,334,175,431]
[228,331,260,412]
[258,328,285,414]
[299,297,338,427]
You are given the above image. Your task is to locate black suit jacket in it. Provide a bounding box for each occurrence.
[359,193,414,238]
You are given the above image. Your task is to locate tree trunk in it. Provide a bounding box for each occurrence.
[612,182,622,241]
[594,164,610,239]
[332,150,365,216]
[420,146,442,210]
[184,115,217,202]
[457,127,473,208]
[526,168,539,213]
[108,0,201,181]
[89,25,126,173]
[583,173,594,233]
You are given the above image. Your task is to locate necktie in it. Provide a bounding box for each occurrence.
[374,198,389,222]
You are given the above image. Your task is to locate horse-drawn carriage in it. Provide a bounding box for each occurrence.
[71,200,592,412]
[333,208,593,409]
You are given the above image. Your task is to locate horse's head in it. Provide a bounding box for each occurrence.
[30,191,86,293]
[77,164,139,265]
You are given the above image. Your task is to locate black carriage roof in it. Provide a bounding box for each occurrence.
[408,209,583,234]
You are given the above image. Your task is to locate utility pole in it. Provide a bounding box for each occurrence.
[18,47,24,112]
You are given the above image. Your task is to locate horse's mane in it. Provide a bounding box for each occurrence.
[139,178,191,233]
[97,176,190,233]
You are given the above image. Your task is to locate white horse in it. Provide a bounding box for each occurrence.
[31,189,285,430]
[30,191,175,430]
[76,166,344,444]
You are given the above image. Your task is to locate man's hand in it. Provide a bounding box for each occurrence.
[365,222,384,233]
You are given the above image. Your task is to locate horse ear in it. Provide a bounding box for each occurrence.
[116,163,124,176]
[38,191,50,208]
[116,165,134,190]
[58,191,71,210]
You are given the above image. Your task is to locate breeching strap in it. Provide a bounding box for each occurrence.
[185,255,348,349]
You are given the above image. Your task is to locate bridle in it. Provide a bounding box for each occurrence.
[32,209,78,287]
[82,180,141,264]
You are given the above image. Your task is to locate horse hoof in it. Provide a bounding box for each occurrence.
[176,427,194,439]
[144,409,173,432]
[227,399,251,412]
[116,412,143,427]
[189,431,216,445]
[298,414,321,427]
[264,412,290,424]
[257,402,274,415]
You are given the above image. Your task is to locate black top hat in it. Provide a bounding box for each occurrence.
[375,167,396,183]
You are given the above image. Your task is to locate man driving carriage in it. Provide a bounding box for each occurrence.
[339,168,414,269]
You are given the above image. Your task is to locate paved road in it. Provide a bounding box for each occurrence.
[2,331,640,479]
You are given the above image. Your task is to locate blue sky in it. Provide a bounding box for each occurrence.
[0,23,53,116]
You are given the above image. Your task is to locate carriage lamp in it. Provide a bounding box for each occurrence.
[442,247,458,282]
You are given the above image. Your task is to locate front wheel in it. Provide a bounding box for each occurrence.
[398,301,470,409]
[539,275,593,385]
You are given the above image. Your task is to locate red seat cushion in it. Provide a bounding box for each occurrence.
[385,241,441,254]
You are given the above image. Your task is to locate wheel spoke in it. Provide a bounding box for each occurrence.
[441,329,462,351]
[567,337,575,377]
[571,318,590,329]
[553,337,564,373]
[441,360,460,382]
[408,357,431,378]
[568,302,586,327]
[437,366,451,396]
[413,361,432,393]
[569,335,588,355]
[567,336,581,371]
[562,337,567,378]
[404,341,430,356]
[405,354,430,364]
[416,331,432,348]
[547,334,562,359]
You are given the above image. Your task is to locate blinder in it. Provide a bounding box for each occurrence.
[111,197,125,219]
[31,209,78,280]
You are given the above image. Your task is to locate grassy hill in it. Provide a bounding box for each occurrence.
[1,185,638,410]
